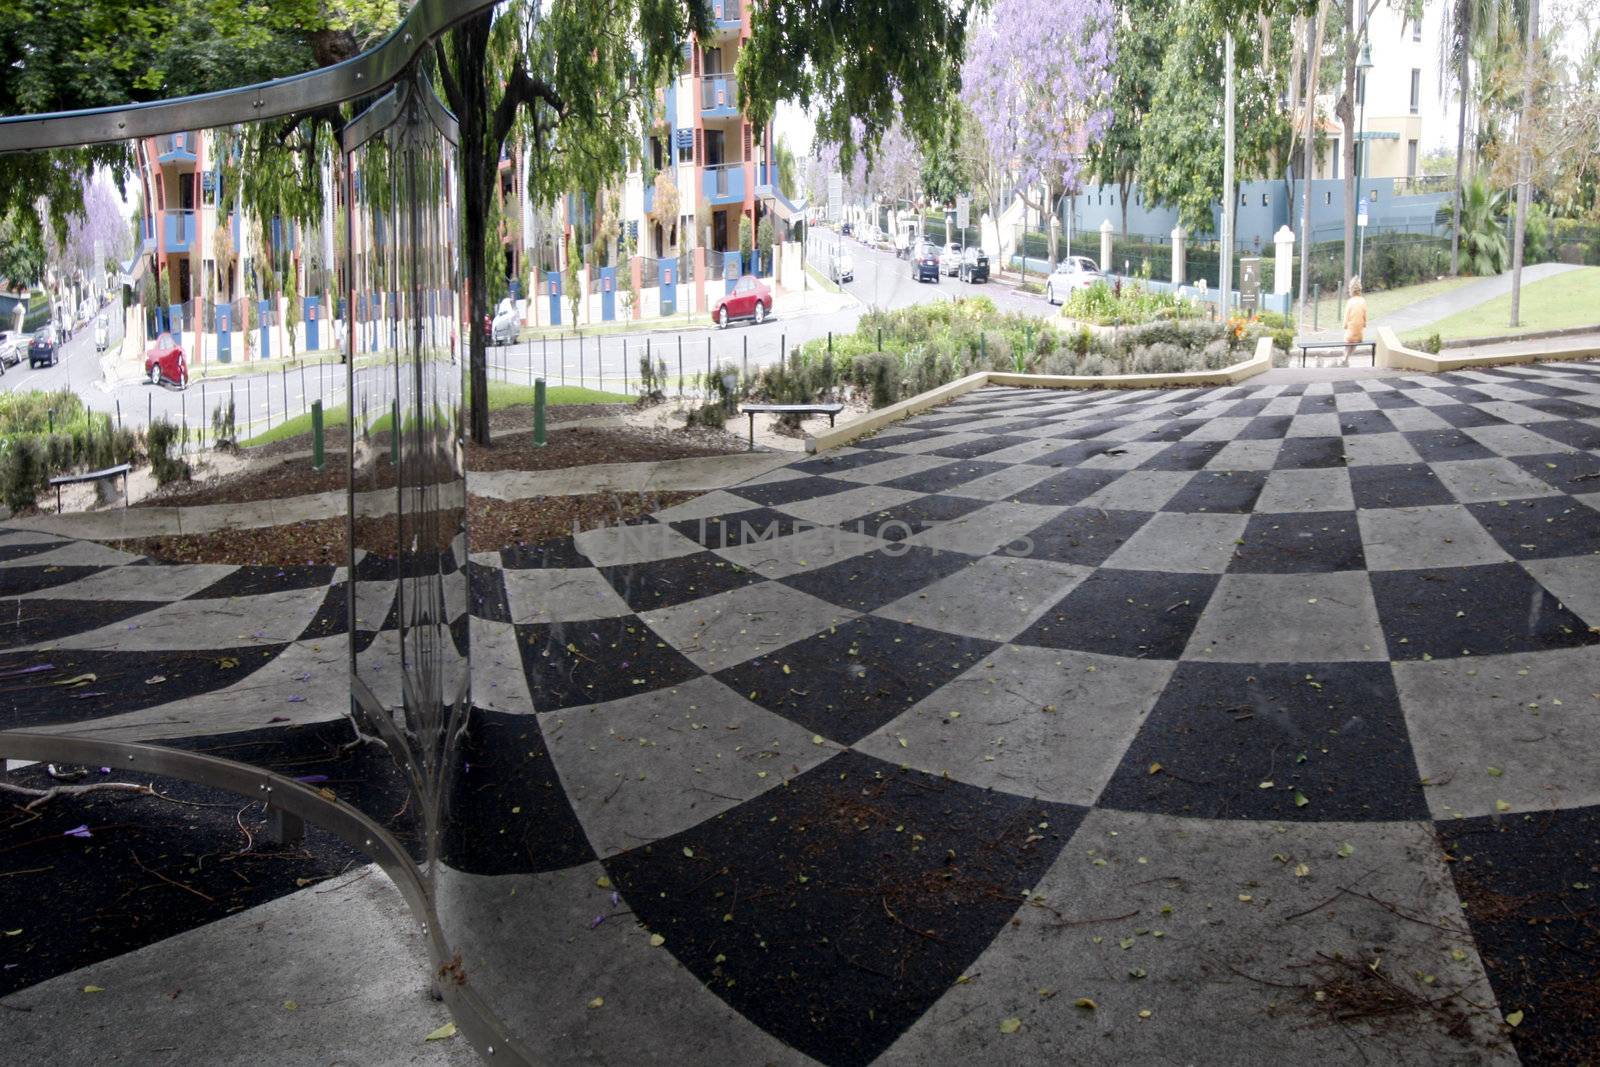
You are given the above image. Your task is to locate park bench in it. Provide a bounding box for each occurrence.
[739,403,846,448]
[48,463,132,513]
[1296,340,1376,367]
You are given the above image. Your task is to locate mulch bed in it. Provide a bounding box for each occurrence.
[105,490,700,566]
[466,424,742,473]
[136,454,351,509]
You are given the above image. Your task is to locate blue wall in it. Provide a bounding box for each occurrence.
[1058,178,1450,248]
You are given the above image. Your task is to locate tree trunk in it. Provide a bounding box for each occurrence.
[1298,2,1326,328]
[1044,180,1059,267]
[1338,3,1357,298]
[1509,0,1539,326]
[1119,175,1131,238]
[1450,45,1469,276]
[453,14,493,446]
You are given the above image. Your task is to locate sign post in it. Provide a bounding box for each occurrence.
[1356,196,1369,284]
[1239,256,1261,316]
[955,195,970,246]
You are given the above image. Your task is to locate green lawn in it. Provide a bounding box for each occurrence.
[1402,266,1600,343]
[515,313,710,342]
[1297,275,1479,334]
[238,382,628,447]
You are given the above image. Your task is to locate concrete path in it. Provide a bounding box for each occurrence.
[1301,261,1582,342]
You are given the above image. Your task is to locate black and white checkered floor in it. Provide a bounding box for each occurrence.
[5,362,1600,1064]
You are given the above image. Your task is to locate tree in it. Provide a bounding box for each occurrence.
[1088,0,1172,235]
[1453,174,1509,274]
[963,0,1116,266]
[1440,0,1508,274]
[0,209,46,292]
[1136,1,1293,234]
[738,214,753,262]
[773,133,800,202]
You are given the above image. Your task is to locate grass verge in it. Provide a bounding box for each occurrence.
[1400,266,1600,343]
[239,383,628,447]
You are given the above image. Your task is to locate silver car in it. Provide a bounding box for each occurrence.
[490,297,519,345]
[939,243,963,276]
[1045,256,1103,305]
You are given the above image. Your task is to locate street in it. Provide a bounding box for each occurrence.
[3,228,1060,438]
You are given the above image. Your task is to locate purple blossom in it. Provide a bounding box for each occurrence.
[963,0,1116,206]
[64,825,92,839]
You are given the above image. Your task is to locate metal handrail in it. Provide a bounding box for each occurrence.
[0,0,496,151]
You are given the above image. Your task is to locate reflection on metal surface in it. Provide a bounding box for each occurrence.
[345,71,469,890]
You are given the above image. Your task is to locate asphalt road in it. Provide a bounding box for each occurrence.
[10,227,1059,434]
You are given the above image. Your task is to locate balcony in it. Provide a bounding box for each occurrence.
[702,162,744,206]
[711,0,741,33]
[701,76,738,117]
[163,209,195,253]
[156,132,197,164]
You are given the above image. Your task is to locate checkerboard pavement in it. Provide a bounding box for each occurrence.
[6,362,1600,1063]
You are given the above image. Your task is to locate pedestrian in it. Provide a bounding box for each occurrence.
[1343,276,1368,346]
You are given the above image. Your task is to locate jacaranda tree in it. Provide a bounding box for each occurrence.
[961,0,1116,267]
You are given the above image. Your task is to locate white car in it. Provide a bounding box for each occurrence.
[939,243,963,276]
[0,330,21,367]
[490,297,519,345]
[860,224,882,246]
[828,248,854,284]
[1045,256,1103,305]
[93,314,110,352]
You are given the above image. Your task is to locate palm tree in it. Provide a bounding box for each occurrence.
[1439,0,1504,276]
[1451,175,1508,276]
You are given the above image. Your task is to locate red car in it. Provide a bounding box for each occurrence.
[712,275,772,328]
[145,332,188,387]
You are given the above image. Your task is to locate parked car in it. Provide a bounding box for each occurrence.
[959,246,990,283]
[93,314,109,353]
[490,297,519,344]
[1045,256,1103,305]
[841,221,853,237]
[0,330,21,367]
[910,241,941,283]
[144,332,188,387]
[712,274,773,327]
[828,248,854,284]
[28,326,59,368]
[939,243,963,276]
[860,224,881,246]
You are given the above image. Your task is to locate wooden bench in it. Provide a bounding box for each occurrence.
[739,403,846,448]
[1297,340,1376,367]
[48,463,132,513]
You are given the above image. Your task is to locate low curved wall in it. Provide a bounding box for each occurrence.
[805,336,1274,454]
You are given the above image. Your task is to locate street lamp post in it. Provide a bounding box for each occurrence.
[1355,43,1373,284]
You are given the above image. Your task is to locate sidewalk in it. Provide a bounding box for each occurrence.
[1298,262,1582,343]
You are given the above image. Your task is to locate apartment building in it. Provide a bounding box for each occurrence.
[1311,4,1455,183]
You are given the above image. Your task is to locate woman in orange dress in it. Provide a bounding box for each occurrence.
[1344,276,1368,345]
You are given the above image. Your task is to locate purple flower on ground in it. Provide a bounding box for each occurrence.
[64,825,92,839]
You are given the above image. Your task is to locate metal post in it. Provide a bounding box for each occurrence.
[533,378,547,447]
[1221,30,1236,321]
[282,364,289,426]
[200,381,206,447]
[781,332,785,368]
[148,393,152,431]
[706,336,712,394]
[560,336,565,387]
[299,362,307,414]
[579,335,584,390]
[312,400,324,471]
[116,399,121,432]
[1313,283,1320,331]
[677,336,683,397]
[245,376,250,436]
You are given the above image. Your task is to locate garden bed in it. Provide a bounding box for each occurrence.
[104,489,701,566]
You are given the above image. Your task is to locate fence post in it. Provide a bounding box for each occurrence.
[116,399,121,433]
[706,335,712,393]
[1313,283,1320,330]
[742,334,748,387]
[623,338,629,396]
[148,393,152,431]
[244,377,249,436]
[579,334,584,390]
[300,362,308,415]
[312,401,324,471]
[282,365,288,425]
[677,335,683,397]
[200,381,207,448]
[560,336,566,387]
[1171,226,1187,287]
